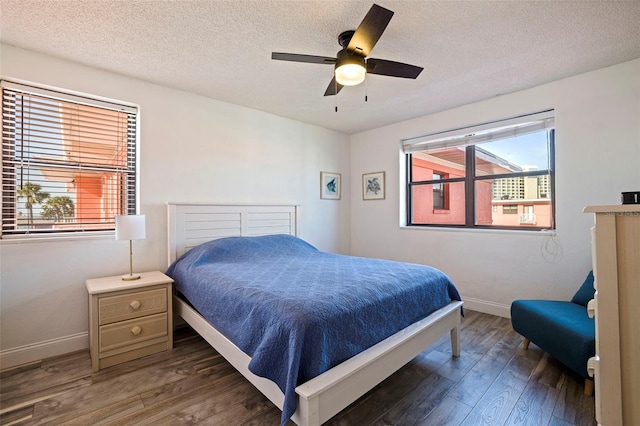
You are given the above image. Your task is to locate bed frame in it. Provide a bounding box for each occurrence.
[167,203,463,426]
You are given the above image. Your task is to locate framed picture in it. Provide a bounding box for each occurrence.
[363,171,385,200]
[320,172,341,200]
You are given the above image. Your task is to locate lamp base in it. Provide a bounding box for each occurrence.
[121,273,141,281]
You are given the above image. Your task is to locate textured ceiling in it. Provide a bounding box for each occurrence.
[1,0,639,135]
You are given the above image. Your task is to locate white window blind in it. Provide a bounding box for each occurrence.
[402,110,555,153]
[1,80,138,237]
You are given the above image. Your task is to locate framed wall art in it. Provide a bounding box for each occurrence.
[320,172,341,200]
[363,171,385,200]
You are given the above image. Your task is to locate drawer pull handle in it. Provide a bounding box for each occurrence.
[131,326,142,336]
[130,300,141,310]
[587,298,596,318]
[587,355,599,378]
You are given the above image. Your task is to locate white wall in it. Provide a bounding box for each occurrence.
[0,44,351,368]
[350,59,640,317]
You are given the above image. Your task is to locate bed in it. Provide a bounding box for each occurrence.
[167,203,463,426]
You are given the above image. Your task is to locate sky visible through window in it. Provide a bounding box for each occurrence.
[479,132,549,170]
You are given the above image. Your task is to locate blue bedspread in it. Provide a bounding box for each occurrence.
[166,234,461,425]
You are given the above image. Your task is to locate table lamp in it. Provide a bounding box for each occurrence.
[115,214,146,281]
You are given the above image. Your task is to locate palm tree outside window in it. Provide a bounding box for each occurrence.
[16,182,49,228]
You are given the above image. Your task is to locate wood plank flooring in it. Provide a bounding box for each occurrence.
[0,310,596,425]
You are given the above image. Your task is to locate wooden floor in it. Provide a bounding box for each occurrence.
[0,310,596,426]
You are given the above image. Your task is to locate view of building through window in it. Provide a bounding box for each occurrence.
[407,126,554,229]
[1,82,137,236]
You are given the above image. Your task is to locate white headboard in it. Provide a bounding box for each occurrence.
[167,203,299,265]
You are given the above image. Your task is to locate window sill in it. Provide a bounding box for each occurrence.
[400,225,556,236]
[0,231,115,244]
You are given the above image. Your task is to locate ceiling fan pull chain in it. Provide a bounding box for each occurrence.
[365,59,368,102]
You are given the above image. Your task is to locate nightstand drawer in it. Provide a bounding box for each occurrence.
[99,312,168,353]
[99,287,167,325]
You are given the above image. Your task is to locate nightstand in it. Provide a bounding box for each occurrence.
[86,270,174,372]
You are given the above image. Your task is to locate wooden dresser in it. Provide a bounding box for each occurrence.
[584,205,640,425]
[86,271,174,372]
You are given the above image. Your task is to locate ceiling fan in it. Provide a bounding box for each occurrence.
[272,3,423,97]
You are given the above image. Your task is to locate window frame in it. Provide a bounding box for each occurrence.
[404,111,555,231]
[1,79,139,239]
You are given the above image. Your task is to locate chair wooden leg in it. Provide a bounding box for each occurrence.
[523,338,530,350]
[584,378,594,396]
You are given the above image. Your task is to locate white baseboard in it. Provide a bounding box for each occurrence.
[0,332,88,371]
[462,297,512,318]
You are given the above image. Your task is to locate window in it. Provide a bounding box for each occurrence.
[432,172,447,210]
[521,205,536,224]
[1,80,138,237]
[404,110,555,230]
[503,205,518,214]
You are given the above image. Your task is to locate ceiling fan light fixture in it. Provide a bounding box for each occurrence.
[335,54,366,86]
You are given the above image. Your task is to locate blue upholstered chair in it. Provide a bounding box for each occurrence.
[510,271,595,395]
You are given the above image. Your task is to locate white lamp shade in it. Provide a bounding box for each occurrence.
[115,215,146,240]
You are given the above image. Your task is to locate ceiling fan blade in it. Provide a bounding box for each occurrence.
[347,4,394,57]
[272,52,336,65]
[367,58,423,79]
[324,77,344,96]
